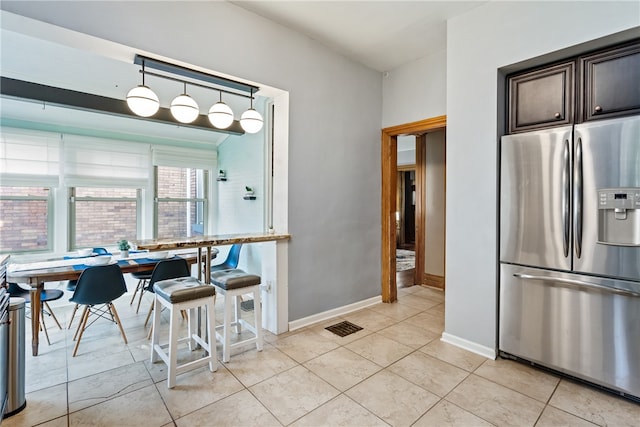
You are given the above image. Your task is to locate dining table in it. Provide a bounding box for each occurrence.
[7,250,217,356]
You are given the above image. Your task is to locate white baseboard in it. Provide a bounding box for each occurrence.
[288,295,381,331]
[441,332,496,360]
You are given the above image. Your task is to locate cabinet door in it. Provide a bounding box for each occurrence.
[581,41,640,121]
[508,61,574,133]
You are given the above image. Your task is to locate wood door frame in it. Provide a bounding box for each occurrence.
[381,115,446,303]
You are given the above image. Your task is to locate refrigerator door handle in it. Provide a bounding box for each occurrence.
[562,139,570,258]
[574,137,583,258]
[513,273,640,297]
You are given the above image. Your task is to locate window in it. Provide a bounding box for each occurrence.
[70,187,139,249]
[0,186,52,253]
[155,166,207,239]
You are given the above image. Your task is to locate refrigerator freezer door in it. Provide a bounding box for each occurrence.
[574,116,640,281]
[499,264,640,399]
[500,126,573,270]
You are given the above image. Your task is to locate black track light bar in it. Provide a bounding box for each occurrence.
[134,54,258,95]
[141,70,254,100]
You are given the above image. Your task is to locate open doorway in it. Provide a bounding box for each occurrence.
[381,116,446,303]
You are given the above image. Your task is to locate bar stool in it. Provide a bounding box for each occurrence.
[210,269,263,363]
[150,276,217,388]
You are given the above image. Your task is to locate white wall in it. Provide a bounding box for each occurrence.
[1,1,383,322]
[445,2,639,353]
[382,49,446,128]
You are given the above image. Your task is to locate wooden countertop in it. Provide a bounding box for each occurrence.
[132,232,291,251]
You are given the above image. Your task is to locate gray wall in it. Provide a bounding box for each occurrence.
[1,1,383,321]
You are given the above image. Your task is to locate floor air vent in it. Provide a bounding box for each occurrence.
[325,321,363,337]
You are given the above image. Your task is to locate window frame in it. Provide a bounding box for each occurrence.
[153,166,209,239]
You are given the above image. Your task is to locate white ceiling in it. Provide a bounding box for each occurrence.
[231,1,487,72]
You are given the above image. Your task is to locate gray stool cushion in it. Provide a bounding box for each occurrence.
[153,277,215,303]
[210,269,261,291]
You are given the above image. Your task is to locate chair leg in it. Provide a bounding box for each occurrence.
[136,287,147,314]
[73,306,89,341]
[144,299,154,327]
[43,302,62,330]
[40,314,51,345]
[167,305,180,389]
[68,304,79,329]
[129,279,144,305]
[72,306,91,357]
[109,303,128,344]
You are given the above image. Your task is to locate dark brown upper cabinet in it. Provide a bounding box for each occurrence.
[508,61,575,133]
[580,42,640,122]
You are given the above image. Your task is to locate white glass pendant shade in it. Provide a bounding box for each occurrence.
[170,93,199,123]
[240,108,263,133]
[126,85,159,117]
[208,101,234,129]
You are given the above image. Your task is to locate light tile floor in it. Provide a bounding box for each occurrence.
[4,284,640,426]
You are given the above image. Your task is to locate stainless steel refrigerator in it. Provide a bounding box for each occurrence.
[499,115,640,400]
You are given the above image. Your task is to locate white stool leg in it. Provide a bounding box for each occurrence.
[223,292,233,363]
[234,294,242,334]
[206,300,218,372]
[167,304,180,389]
[187,307,196,351]
[150,296,161,363]
[254,287,263,352]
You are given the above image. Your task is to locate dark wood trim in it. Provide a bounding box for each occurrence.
[423,273,445,290]
[381,116,446,303]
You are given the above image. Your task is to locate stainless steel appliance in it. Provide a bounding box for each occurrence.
[499,115,640,400]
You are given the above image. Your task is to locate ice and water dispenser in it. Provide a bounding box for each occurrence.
[598,188,640,246]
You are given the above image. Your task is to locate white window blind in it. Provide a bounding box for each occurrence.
[152,146,216,170]
[0,127,60,187]
[63,135,150,188]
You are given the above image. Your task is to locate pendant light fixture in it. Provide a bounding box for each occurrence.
[170,82,199,123]
[240,88,264,134]
[126,60,159,117]
[208,91,234,129]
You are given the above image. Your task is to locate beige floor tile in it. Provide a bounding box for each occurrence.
[396,293,442,311]
[291,394,388,426]
[303,346,381,391]
[223,342,298,387]
[345,332,414,367]
[389,351,469,397]
[549,379,640,427]
[420,338,486,372]
[175,389,280,426]
[378,321,440,349]
[249,365,339,425]
[404,311,445,335]
[68,361,153,412]
[67,347,135,381]
[24,347,68,393]
[3,383,67,427]
[425,302,445,316]
[414,286,445,303]
[346,369,440,427]
[447,374,545,426]
[367,301,422,321]
[413,400,494,426]
[69,385,172,426]
[343,308,397,332]
[475,359,560,403]
[536,405,598,426]
[157,365,244,419]
[272,329,340,363]
[37,415,69,427]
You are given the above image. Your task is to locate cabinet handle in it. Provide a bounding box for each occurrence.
[554,112,562,119]
[594,105,603,113]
